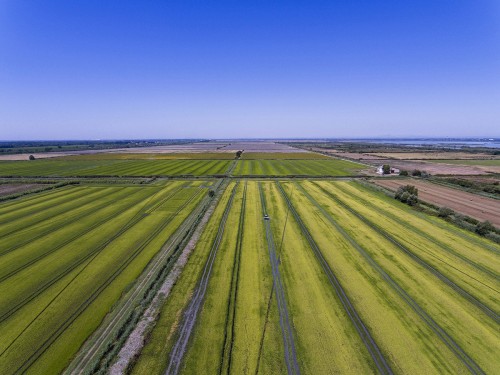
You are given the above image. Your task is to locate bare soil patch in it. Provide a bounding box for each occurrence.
[373,179,500,226]
[374,159,500,175]
[0,184,41,197]
[309,149,386,160]
[370,152,498,160]
[0,153,81,161]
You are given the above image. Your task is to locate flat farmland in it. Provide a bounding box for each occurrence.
[125,180,498,374]
[1,147,498,375]
[373,179,500,226]
[131,182,287,375]
[0,180,212,374]
[370,152,499,160]
[431,159,500,166]
[232,159,363,176]
[0,159,232,177]
[0,157,364,177]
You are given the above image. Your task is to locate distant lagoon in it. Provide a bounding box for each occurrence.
[337,138,500,149]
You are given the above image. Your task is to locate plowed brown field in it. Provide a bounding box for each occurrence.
[373,179,500,227]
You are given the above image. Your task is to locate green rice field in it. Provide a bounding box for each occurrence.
[0,156,363,177]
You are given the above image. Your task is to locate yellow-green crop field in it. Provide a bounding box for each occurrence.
[0,180,213,374]
[0,155,363,177]
[128,180,499,375]
[0,177,498,375]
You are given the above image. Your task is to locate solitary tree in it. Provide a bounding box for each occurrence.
[382,164,391,174]
[29,155,35,160]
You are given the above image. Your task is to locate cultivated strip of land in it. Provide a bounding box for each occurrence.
[258,183,300,375]
[165,182,239,374]
[276,182,393,375]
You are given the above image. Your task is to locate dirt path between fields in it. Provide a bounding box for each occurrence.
[373,179,500,227]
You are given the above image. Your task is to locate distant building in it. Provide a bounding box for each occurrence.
[376,166,400,175]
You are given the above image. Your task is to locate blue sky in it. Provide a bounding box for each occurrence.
[1,0,499,140]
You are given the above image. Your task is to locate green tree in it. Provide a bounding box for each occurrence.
[395,185,418,206]
[382,164,391,174]
[476,221,495,236]
[438,207,454,218]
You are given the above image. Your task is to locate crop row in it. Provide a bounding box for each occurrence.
[259,182,300,375]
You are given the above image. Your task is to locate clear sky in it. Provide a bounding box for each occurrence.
[1,0,499,140]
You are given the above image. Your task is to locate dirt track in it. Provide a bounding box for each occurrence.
[373,180,500,227]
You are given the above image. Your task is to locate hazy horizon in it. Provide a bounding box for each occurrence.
[1,1,499,139]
